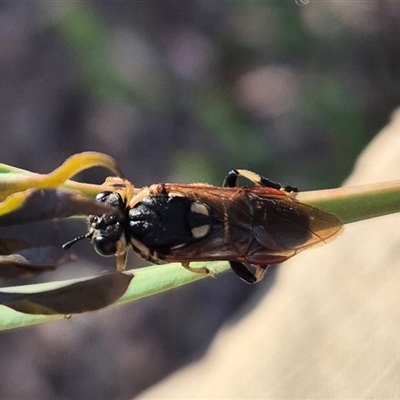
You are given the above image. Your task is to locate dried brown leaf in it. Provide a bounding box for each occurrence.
[0,245,75,280]
[0,189,114,226]
[0,272,133,315]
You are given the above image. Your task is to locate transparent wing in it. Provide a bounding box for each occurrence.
[163,185,343,263]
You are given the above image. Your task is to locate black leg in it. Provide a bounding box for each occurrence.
[229,261,257,284]
[223,170,241,188]
[223,169,297,193]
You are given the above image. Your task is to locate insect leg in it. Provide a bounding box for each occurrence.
[253,264,269,282]
[229,261,257,284]
[181,262,217,279]
[116,250,128,271]
[115,236,129,271]
[128,187,152,208]
[223,169,298,193]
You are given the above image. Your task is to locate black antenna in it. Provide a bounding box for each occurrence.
[62,234,90,250]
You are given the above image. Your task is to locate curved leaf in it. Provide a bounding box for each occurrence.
[0,152,123,202]
[0,189,115,225]
[0,271,133,315]
[0,238,75,280]
[0,237,34,254]
[0,245,75,280]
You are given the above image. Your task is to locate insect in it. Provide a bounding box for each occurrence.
[63,170,343,283]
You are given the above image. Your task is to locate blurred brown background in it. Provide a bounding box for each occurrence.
[0,1,399,399]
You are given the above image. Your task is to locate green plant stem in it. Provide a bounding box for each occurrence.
[297,179,400,224]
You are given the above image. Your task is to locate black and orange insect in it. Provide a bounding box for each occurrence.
[63,170,342,283]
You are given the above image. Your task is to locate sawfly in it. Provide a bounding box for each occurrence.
[63,169,342,283]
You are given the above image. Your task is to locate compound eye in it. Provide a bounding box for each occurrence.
[93,236,117,257]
